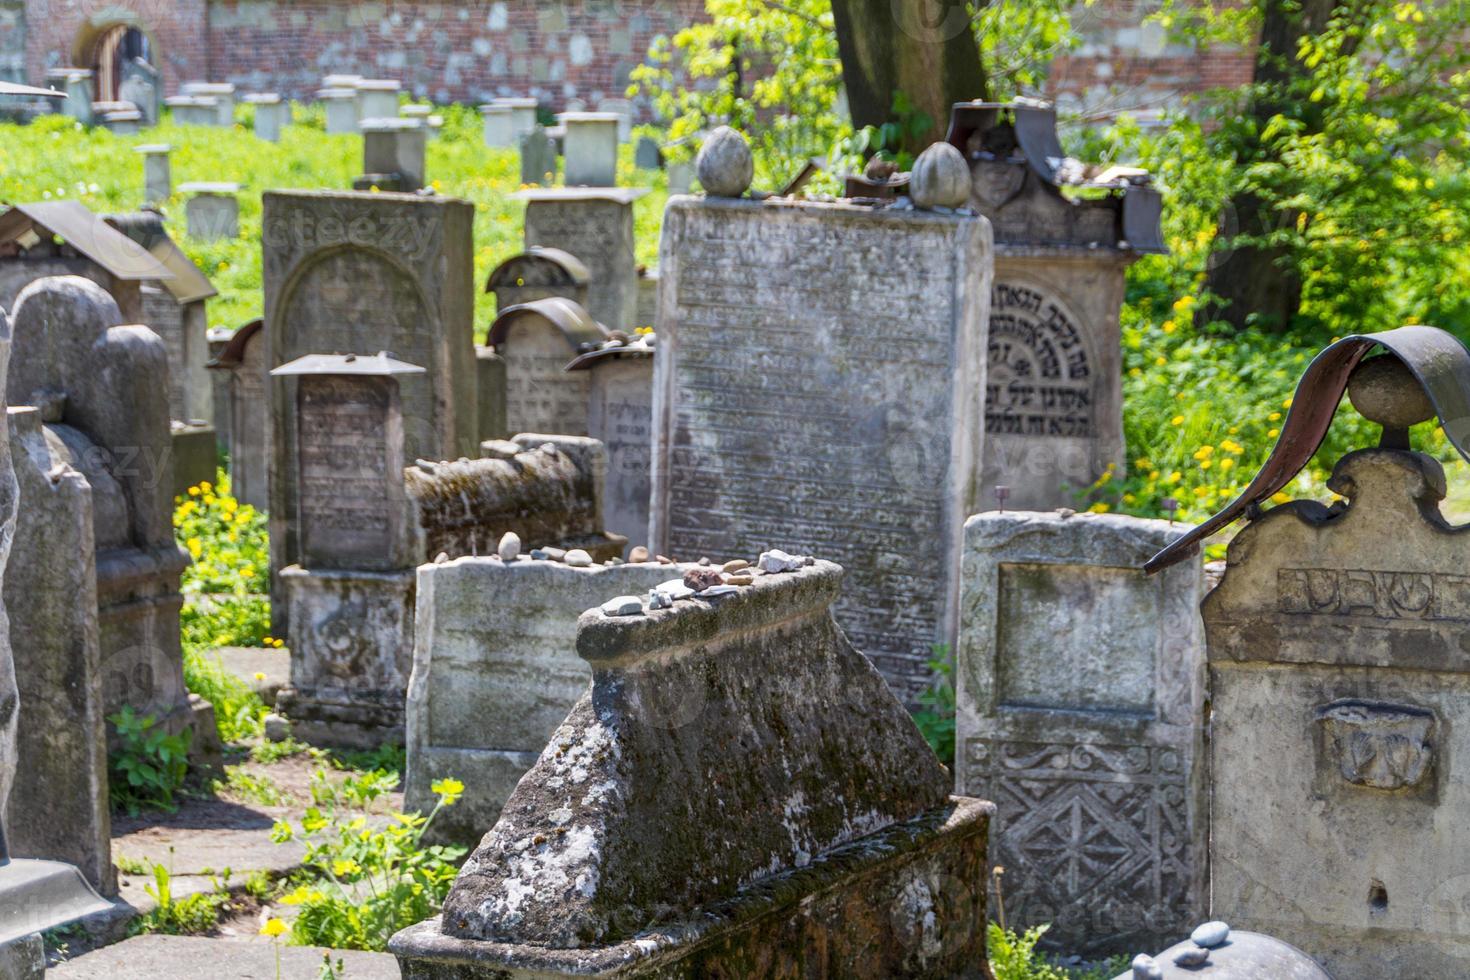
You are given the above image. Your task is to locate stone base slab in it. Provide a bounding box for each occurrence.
[0,860,113,947]
[390,796,994,979]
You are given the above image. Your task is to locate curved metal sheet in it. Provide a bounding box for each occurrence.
[484,246,590,292]
[488,296,607,350]
[1144,325,1470,573]
[208,318,263,370]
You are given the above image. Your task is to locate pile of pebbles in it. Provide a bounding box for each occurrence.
[599,548,815,619]
[1128,921,1231,978]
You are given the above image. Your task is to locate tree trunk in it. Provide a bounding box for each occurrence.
[1205,0,1343,333]
[829,0,988,149]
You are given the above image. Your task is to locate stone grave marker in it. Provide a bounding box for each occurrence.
[948,101,1164,512]
[488,297,606,437]
[263,189,478,632]
[357,118,426,193]
[135,144,171,204]
[244,92,288,141]
[180,182,241,242]
[182,81,236,125]
[479,104,513,147]
[557,111,620,186]
[651,195,993,704]
[45,68,93,124]
[355,78,401,123]
[634,136,662,170]
[495,96,538,139]
[634,265,658,329]
[165,94,218,127]
[485,246,589,316]
[597,96,634,142]
[567,334,655,552]
[956,510,1206,955]
[207,319,268,509]
[119,57,161,126]
[517,187,644,332]
[518,125,557,186]
[390,560,994,977]
[316,87,358,133]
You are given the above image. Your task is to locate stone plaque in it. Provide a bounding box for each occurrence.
[956,510,1206,955]
[578,348,653,551]
[489,297,605,437]
[518,188,645,333]
[263,190,477,629]
[1205,446,1470,978]
[650,197,992,703]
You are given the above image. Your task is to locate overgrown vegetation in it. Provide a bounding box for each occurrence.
[108,708,192,815]
[271,770,465,952]
[913,646,957,768]
[989,923,1127,980]
[134,863,231,936]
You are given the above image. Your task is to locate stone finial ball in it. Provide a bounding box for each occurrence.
[910,141,972,211]
[696,126,754,198]
[1347,354,1435,429]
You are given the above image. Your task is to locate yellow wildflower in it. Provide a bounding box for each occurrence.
[259,918,287,938]
[1267,428,1280,438]
[1170,415,1184,426]
[1192,446,1214,460]
[1088,502,1110,514]
[1219,458,1234,472]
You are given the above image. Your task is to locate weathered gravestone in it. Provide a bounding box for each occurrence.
[0,300,114,978]
[488,297,606,437]
[135,144,171,205]
[478,104,513,148]
[517,187,645,333]
[207,319,267,509]
[46,68,93,124]
[356,118,427,193]
[6,276,208,755]
[263,189,479,632]
[316,88,358,134]
[182,81,236,126]
[403,554,690,846]
[355,78,402,123]
[180,183,241,242]
[120,58,161,127]
[650,195,993,704]
[1165,335,1470,978]
[948,101,1165,512]
[3,407,113,896]
[485,247,590,316]
[165,95,218,127]
[390,560,995,977]
[956,510,1206,955]
[557,111,620,187]
[519,126,558,187]
[495,97,539,140]
[245,92,288,142]
[634,266,658,330]
[567,334,654,552]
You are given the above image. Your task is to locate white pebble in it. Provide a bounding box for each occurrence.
[497,531,521,561]
[565,549,592,567]
[600,595,644,617]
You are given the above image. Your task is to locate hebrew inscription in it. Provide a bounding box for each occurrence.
[986,282,1092,438]
[298,376,394,567]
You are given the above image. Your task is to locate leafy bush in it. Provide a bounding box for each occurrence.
[108,708,192,815]
[912,645,956,768]
[988,923,1125,980]
[271,771,466,951]
[134,862,231,936]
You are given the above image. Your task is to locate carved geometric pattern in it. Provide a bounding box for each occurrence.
[967,737,1191,954]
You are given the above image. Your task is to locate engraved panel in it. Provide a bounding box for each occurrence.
[501,323,591,436]
[524,200,635,331]
[986,281,1092,439]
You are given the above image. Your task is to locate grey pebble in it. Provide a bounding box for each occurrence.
[564,549,592,567]
[600,595,644,617]
[1173,946,1210,967]
[497,531,521,562]
[1130,954,1163,980]
[1190,921,1230,948]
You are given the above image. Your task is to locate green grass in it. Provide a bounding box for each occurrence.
[0,103,668,341]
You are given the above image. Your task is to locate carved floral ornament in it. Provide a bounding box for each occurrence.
[1316,699,1436,791]
[1146,326,1470,573]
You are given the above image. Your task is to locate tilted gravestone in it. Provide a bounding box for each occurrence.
[1197,346,1470,978]
[948,102,1164,512]
[263,189,479,633]
[6,276,203,752]
[390,561,994,977]
[485,247,590,316]
[488,297,606,437]
[566,335,655,553]
[3,407,113,896]
[517,187,645,333]
[650,196,993,704]
[956,510,1206,955]
[403,555,690,846]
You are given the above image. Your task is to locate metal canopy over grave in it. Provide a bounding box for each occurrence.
[515,187,646,334]
[488,296,607,437]
[484,246,590,315]
[650,194,993,703]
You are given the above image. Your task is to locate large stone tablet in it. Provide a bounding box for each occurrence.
[650,196,992,702]
[1206,445,1470,977]
[956,510,1206,955]
[517,188,645,333]
[263,190,478,629]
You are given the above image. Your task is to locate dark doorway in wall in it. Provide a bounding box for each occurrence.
[88,24,152,102]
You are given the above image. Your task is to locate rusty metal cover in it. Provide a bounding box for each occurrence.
[0,202,174,283]
[946,100,1068,188]
[485,247,590,292]
[487,296,608,350]
[1144,325,1470,573]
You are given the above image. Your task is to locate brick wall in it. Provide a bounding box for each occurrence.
[0,1,24,83]
[24,0,207,93]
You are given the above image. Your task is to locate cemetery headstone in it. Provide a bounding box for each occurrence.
[165,94,218,127]
[650,194,993,704]
[667,159,693,195]
[45,67,93,124]
[485,246,590,316]
[634,135,662,171]
[118,57,160,126]
[518,125,557,186]
[475,345,507,444]
[244,92,288,142]
[98,104,140,135]
[1194,339,1470,978]
[182,81,236,125]
[517,187,644,332]
[488,297,606,436]
[390,560,994,977]
[356,117,426,193]
[403,555,687,844]
[948,101,1164,512]
[316,87,358,134]
[3,407,113,895]
[634,265,658,329]
[566,334,655,552]
[135,144,171,204]
[596,97,634,142]
[478,104,513,147]
[262,189,478,633]
[207,319,268,509]
[180,182,241,242]
[207,325,233,446]
[355,78,402,123]
[495,96,538,139]
[321,73,363,90]
[557,111,620,187]
[956,510,1206,955]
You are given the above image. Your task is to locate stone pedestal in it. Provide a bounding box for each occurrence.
[165,95,217,127]
[479,104,513,147]
[170,421,218,497]
[596,97,634,142]
[557,111,620,187]
[135,144,171,204]
[956,510,1206,955]
[650,196,993,704]
[359,118,426,193]
[180,183,240,241]
[45,68,93,125]
[496,97,538,139]
[101,108,141,135]
[517,187,644,332]
[356,79,401,123]
[1205,446,1470,978]
[391,561,992,978]
[245,93,288,142]
[317,88,359,134]
[182,82,236,125]
[486,247,589,316]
